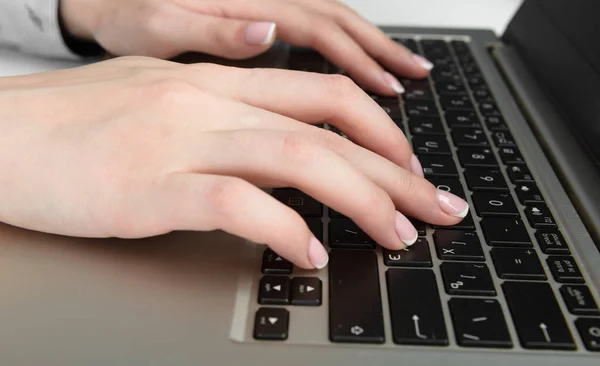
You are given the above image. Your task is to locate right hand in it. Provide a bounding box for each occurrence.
[0,57,468,269]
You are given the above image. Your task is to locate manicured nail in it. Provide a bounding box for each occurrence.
[244,22,276,46]
[437,189,470,218]
[394,211,418,246]
[412,54,434,70]
[410,154,424,178]
[382,71,405,94]
[308,236,329,269]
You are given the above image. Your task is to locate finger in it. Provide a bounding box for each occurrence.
[176,129,416,250]
[154,173,328,269]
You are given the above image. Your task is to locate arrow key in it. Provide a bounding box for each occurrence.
[258,276,291,305]
[254,307,289,341]
[290,277,322,306]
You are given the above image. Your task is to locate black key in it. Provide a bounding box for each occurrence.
[403,87,434,101]
[525,205,557,229]
[536,230,570,254]
[466,75,486,88]
[461,63,480,76]
[409,218,426,236]
[515,183,545,205]
[491,130,517,147]
[506,164,534,183]
[383,238,432,267]
[465,168,508,192]
[472,87,492,102]
[491,248,546,280]
[451,40,470,54]
[445,110,479,128]
[422,39,449,51]
[498,146,526,164]
[393,38,418,53]
[575,318,600,352]
[386,269,448,345]
[441,262,496,296]
[457,147,498,168]
[430,55,454,67]
[409,117,445,135]
[440,96,474,111]
[428,177,466,199]
[253,308,289,341]
[329,219,375,249]
[370,94,398,107]
[272,189,322,217]
[329,250,384,343]
[457,53,475,64]
[419,155,458,177]
[262,248,293,275]
[435,81,467,95]
[503,282,575,350]
[449,299,512,348]
[472,191,518,217]
[305,218,323,242]
[258,276,291,305]
[432,212,476,231]
[380,105,403,122]
[547,256,584,283]
[560,285,600,315]
[451,128,489,147]
[482,218,532,247]
[478,101,501,116]
[405,100,439,118]
[328,207,346,218]
[287,50,324,72]
[484,115,509,131]
[290,277,322,306]
[400,78,431,90]
[431,66,461,82]
[413,135,451,155]
[434,230,485,261]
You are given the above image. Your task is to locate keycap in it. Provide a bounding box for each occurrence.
[393,38,418,53]
[329,250,385,343]
[481,218,531,247]
[472,191,518,217]
[441,262,496,296]
[506,164,534,183]
[254,308,289,341]
[436,81,467,95]
[484,115,509,131]
[445,111,479,128]
[575,318,600,351]
[422,39,449,51]
[560,285,600,315]
[427,177,466,199]
[472,87,492,102]
[380,105,403,122]
[491,248,546,280]
[491,131,516,147]
[451,128,489,147]
[431,66,461,82]
[430,56,454,67]
[432,212,476,231]
[258,276,291,305]
[461,63,480,76]
[457,147,498,168]
[412,135,451,155]
[386,269,448,345]
[383,238,432,267]
[403,87,434,101]
[272,189,322,217]
[465,168,508,192]
[503,282,575,350]
[451,40,470,54]
[329,219,376,249]
[434,230,485,261]
[305,218,323,242]
[478,101,501,116]
[498,147,526,164]
[262,248,293,274]
[547,256,584,283]
[409,218,426,236]
[536,230,570,254]
[515,183,545,205]
[449,298,512,348]
[409,117,445,135]
[467,75,486,88]
[290,277,322,306]
[440,96,474,111]
[405,101,439,118]
[525,205,557,229]
[419,155,458,177]
[370,94,399,107]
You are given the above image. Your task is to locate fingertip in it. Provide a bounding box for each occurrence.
[244,21,277,46]
[308,236,329,269]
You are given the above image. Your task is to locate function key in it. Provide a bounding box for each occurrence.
[445,110,480,128]
[457,147,498,168]
[428,177,466,199]
[491,131,517,147]
[435,81,467,95]
[449,298,512,348]
[515,182,545,205]
[262,248,293,274]
[253,307,290,341]
[433,212,476,231]
[547,256,584,283]
[481,218,532,247]
[290,277,322,306]
[393,38,419,53]
[575,318,600,352]
[409,117,445,135]
[472,191,518,217]
[419,155,459,177]
[383,238,432,267]
[434,230,485,261]
[329,219,376,249]
[506,164,534,183]
[525,205,557,229]
[413,135,451,155]
[499,147,526,165]
[441,262,496,296]
[272,189,322,217]
[560,285,599,315]
[478,101,502,116]
[405,100,439,118]
[536,230,570,254]
[258,276,291,305]
[440,96,474,111]
[465,168,508,192]
[451,128,489,147]
[491,248,546,280]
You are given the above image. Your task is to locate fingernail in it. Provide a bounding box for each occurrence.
[382,71,405,94]
[308,236,329,269]
[412,54,434,70]
[394,211,418,246]
[437,189,470,218]
[410,154,424,178]
[244,22,276,46]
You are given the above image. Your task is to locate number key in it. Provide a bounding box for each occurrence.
[405,101,439,118]
[413,135,451,155]
[458,147,498,168]
[428,177,466,199]
[419,155,458,177]
[491,131,516,147]
[409,117,445,135]
[451,128,489,147]
[472,191,518,217]
[445,111,479,128]
[383,238,432,267]
[465,168,508,192]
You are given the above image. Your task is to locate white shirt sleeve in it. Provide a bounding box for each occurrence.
[0,0,80,59]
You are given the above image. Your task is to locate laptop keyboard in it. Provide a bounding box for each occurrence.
[250,38,600,352]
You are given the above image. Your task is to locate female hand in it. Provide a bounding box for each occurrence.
[60,0,434,95]
[0,57,467,269]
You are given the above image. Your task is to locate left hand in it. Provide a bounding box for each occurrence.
[60,0,434,95]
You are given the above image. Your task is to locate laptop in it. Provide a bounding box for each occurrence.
[0,0,598,365]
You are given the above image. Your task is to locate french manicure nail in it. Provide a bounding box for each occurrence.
[382,71,405,94]
[437,189,470,218]
[412,54,434,70]
[308,236,329,269]
[244,22,276,46]
[394,211,418,246]
[410,154,424,178]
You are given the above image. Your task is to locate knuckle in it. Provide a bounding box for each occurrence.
[207,177,249,217]
[322,74,361,101]
[280,133,321,165]
[314,129,349,154]
[144,78,200,107]
[395,170,419,197]
[363,187,396,221]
